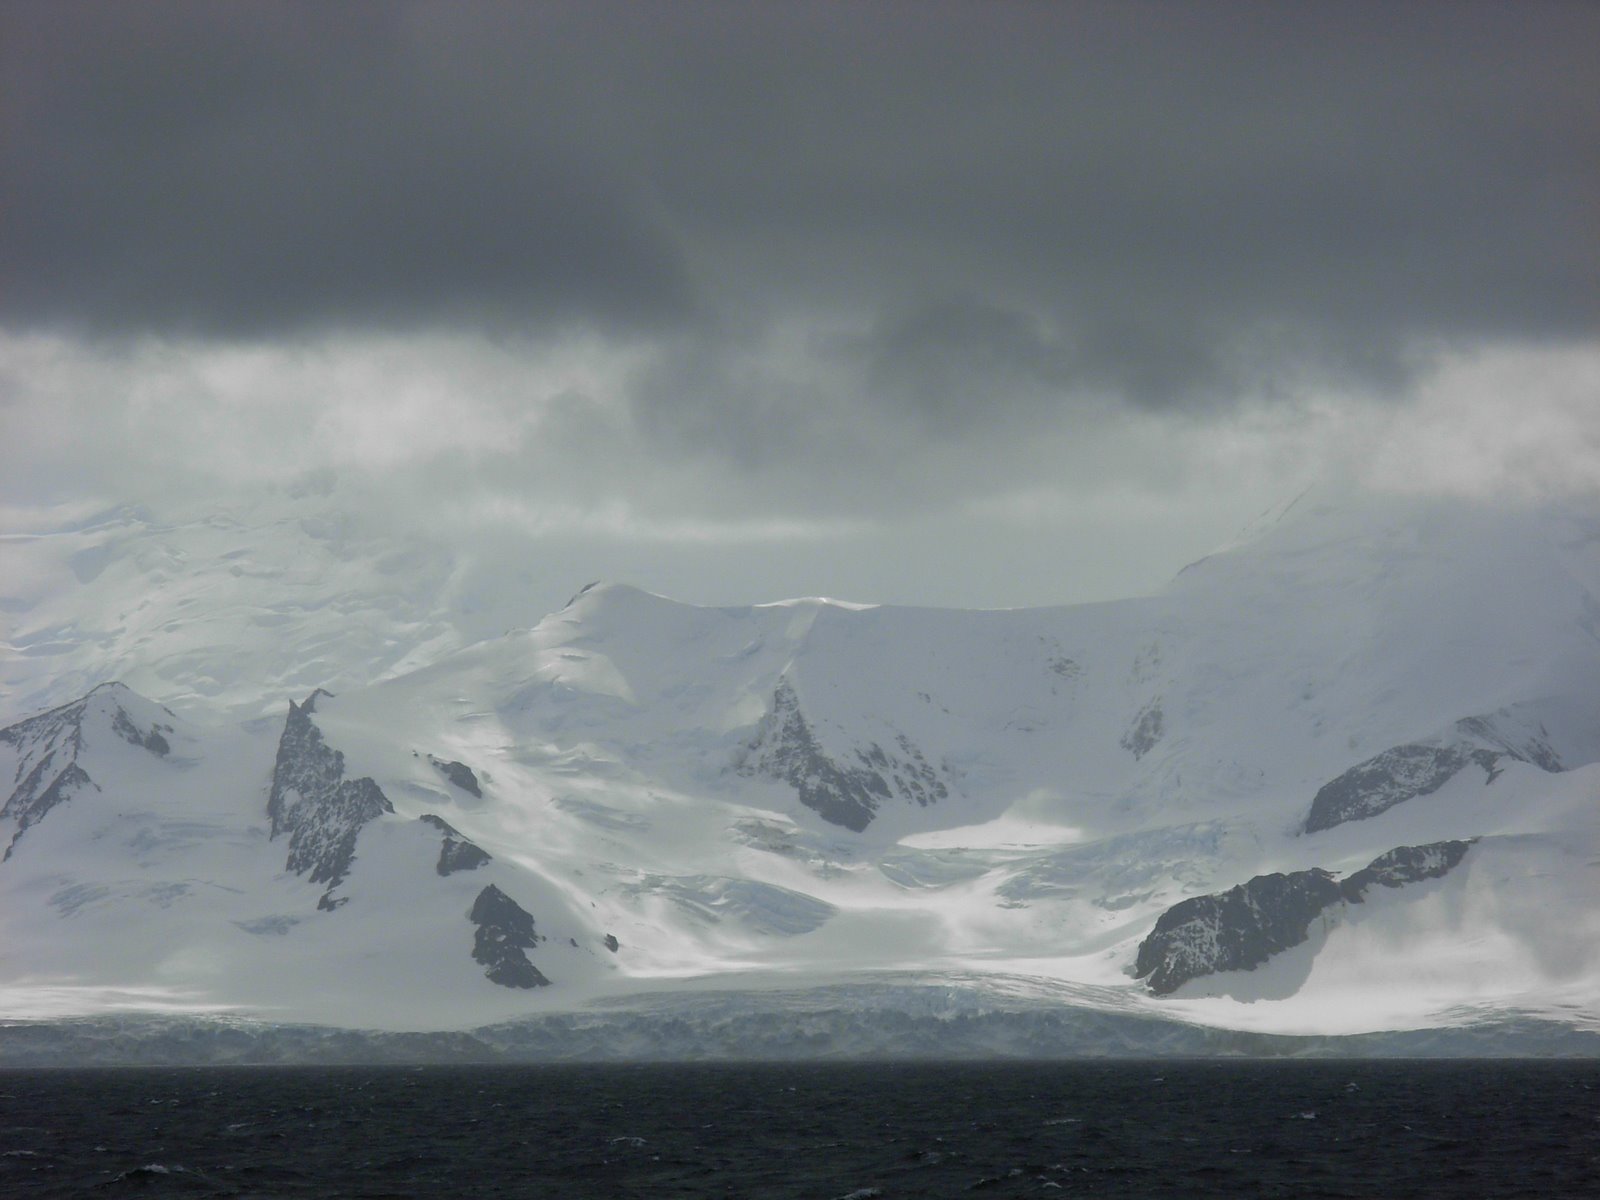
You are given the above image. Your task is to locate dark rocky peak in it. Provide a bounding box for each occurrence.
[1135,839,1476,995]
[734,677,948,832]
[1304,744,1485,834]
[420,813,492,876]
[1,683,174,860]
[87,684,175,758]
[2,683,172,765]
[427,755,482,798]
[1135,869,1344,995]
[468,884,549,988]
[1304,703,1578,834]
[267,692,393,910]
[1340,839,1475,902]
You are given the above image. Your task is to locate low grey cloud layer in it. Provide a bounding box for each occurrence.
[7,4,1595,383]
[2,1,1595,608]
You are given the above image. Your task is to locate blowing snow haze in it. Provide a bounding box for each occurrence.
[0,2,1598,1058]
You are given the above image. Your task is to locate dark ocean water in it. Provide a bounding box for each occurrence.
[0,1060,1595,1198]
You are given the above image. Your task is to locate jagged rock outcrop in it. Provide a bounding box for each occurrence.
[1,683,171,860]
[469,885,548,988]
[1340,839,1475,900]
[1135,839,1476,994]
[420,814,491,875]
[1135,869,1345,995]
[1304,708,1566,833]
[1304,744,1496,834]
[735,677,947,832]
[266,691,393,910]
[428,755,482,798]
[1120,698,1164,760]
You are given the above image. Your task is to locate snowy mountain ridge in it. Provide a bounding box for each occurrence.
[2,488,1598,1055]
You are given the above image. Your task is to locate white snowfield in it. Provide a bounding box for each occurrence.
[1,487,1597,1046]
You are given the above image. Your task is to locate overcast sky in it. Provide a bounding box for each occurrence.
[3,0,1596,611]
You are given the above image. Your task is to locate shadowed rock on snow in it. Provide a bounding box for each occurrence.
[266,691,393,910]
[469,884,549,989]
[1135,840,1476,995]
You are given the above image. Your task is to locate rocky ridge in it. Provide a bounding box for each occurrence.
[266,691,394,909]
[420,813,492,876]
[735,677,948,832]
[1,683,172,861]
[1135,839,1476,994]
[1304,705,1569,833]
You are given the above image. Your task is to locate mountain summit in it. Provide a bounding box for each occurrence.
[2,489,1597,1056]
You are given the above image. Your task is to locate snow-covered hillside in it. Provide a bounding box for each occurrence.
[0,486,548,725]
[2,488,1598,1054]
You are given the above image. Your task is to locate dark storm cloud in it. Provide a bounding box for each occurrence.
[0,1,692,335]
[3,0,1595,413]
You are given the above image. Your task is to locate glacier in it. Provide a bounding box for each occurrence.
[2,487,1598,1061]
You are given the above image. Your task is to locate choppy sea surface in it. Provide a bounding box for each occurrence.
[1,1060,1596,1198]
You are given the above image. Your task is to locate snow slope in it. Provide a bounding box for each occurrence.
[0,487,549,725]
[2,487,1597,1045]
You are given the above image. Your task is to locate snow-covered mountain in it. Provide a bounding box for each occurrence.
[2,488,1598,1057]
[0,486,547,725]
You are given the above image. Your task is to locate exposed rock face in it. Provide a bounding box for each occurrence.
[111,708,169,757]
[1135,840,1476,994]
[1120,698,1164,760]
[1341,839,1474,900]
[1135,869,1345,995]
[735,677,948,832]
[1306,744,1485,834]
[1,683,170,860]
[420,814,491,876]
[267,692,393,910]
[428,755,482,798]
[3,764,96,862]
[469,884,549,988]
[1305,709,1565,833]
